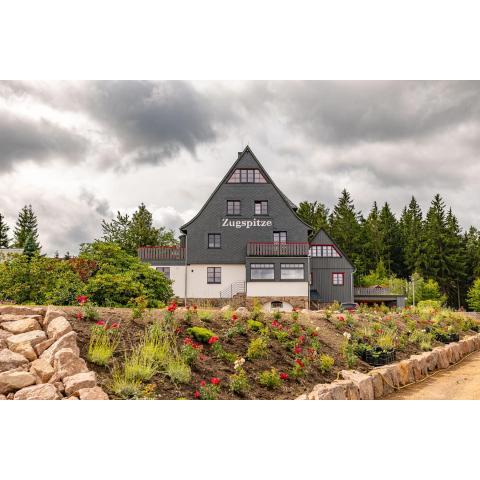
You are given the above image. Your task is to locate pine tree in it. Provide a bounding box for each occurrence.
[22,232,38,260]
[13,205,41,252]
[464,226,480,286]
[399,197,423,277]
[329,189,366,276]
[445,208,466,307]
[378,202,402,276]
[0,212,9,248]
[296,201,330,238]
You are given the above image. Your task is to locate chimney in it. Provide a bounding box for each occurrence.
[238,152,242,158]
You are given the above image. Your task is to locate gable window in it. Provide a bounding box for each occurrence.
[281,263,304,280]
[271,301,283,309]
[254,201,268,215]
[208,233,221,249]
[155,266,170,279]
[207,267,221,284]
[251,263,275,280]
[227,200,241,215]
[227,168,267,184]
[310,245,341,257]
[273,231,287,244]
[332,272,345,286]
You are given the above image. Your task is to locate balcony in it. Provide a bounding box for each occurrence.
[138,246,185,261]
[247,242,309,257]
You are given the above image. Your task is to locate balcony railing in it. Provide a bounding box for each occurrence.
[247,242,309,257]
[138,246,185,261]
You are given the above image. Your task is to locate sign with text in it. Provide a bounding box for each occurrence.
[221,218,273,229]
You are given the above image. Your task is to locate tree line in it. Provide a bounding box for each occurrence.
[296,191,480,308]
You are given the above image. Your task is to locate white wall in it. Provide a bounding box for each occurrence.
[151,265,186,298]
[187,264,246,298]
[246,281,308,297]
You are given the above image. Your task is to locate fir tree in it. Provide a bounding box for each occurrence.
[378,202,402,276]
[329,189,366,276]
[399,197,423,276]
[13,205,41,252]
[445,208,466,307]
[296,201,330,238]
[22,232,38,260]
[0,212,9,248]
[363,202,383,272]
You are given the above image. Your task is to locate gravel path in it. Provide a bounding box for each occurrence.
[386,350,480,400]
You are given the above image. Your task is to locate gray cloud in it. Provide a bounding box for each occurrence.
[0,110,88,172]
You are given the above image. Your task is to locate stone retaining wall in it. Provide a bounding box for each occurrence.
[0,305,108,400]
[296,333,480,400]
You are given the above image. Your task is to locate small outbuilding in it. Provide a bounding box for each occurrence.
[354,286,406,308]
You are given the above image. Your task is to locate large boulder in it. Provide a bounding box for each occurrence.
[0,349,29,373]
[0,306,45,316]
[6,330,46,349]
[235,307,250,318]
[0,370,37,394]
[40,332,80,365]
[78,386,109,400]
[433,347,449,369]
[53,348,88,380]
[397,360,415,386]
[1,318,42,334]
[0,314,42,323]
[333,379,360,400]
[308,382,347,400]
[340,370,374,400]
[43,307,68,328]
[0,330,13,349]
[34,338,55,357]
[220,305,231,312]
[14,383,61,400]
[8,342,38,362]
[46,316,72,341]
[368,370,385,398]
[63,371,96,396]
[30,358,54,383]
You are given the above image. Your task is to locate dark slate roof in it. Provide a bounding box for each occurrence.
[180,145,311,233]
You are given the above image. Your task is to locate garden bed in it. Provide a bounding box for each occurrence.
[59,302,480,400]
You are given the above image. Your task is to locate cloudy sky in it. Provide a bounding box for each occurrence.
[1,80,479,255]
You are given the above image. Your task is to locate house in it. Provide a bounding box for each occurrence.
[354,286,406,308]
[138,146,354,310]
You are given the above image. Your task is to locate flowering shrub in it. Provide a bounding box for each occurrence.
[291,308,299,321]
[291,357,307,378]
[246,336,269,360]
[229,368,250,396]
[197,378,221,399]
[129,295,148,320]
[181,337,203,365]
[279,372,289,380]
[318,353,335,374]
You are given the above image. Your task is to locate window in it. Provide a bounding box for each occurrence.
[281,263,304,280]
[332,272,345,286]
[250,263,275,280]
[309,245,341,257]
[207,267,221,284]
[273,231,287,243]
[227,168,267,184]
[254,201,268,215]
[208,233,221,249]
[227,200,241,215]
[155,266,170,279]
[271,301,283,309]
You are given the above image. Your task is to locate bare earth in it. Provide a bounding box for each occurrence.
[387,350,480,400]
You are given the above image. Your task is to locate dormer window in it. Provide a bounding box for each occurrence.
[228,168,267,184]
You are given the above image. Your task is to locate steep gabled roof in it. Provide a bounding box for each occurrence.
[180,146,312,233]
[310,228,355,269]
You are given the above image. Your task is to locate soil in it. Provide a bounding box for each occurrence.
[61,305,476,400]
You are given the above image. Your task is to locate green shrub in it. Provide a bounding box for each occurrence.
[318,354,335,373]
[83,301,100,321]
[129,295,148,320]
[198,310,213,322]
[259,368,281,389]
[186,326,216,343]
[247,319,264,331]
[229,368,250,396]
[246,336,269,360]
[225,322,246,339]
[271,329,290,343]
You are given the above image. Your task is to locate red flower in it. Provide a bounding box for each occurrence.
[295,358,305,368]
[76,295,88,305]
[193,304,198,310]
[75,312,84,320]
[271,320,283,329]
[167,302,178,312]
[208,336,219,345]
[293,346,302,354]
[311,331,318,337]
[200,380,206,387]
[210,377,220,385]
[280,372,289,380]
[184,337,193,346]
[338,315,345,322]
[96,320,105,326]
[298,335,305,344]
[110,323,120,329]
[231,314,238,322]
[194,391,200,399]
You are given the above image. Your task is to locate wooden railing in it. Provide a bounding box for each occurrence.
[247,242,309,257]
[138,246,185,261]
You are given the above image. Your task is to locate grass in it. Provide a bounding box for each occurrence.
[111,366,143,398]
[124,349,157,382]
[87,324,120,366]
[165,357,191,384]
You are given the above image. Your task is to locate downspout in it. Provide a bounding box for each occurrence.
[351,268,356,303]
[307,254,311,310]
[184,235,188,307]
